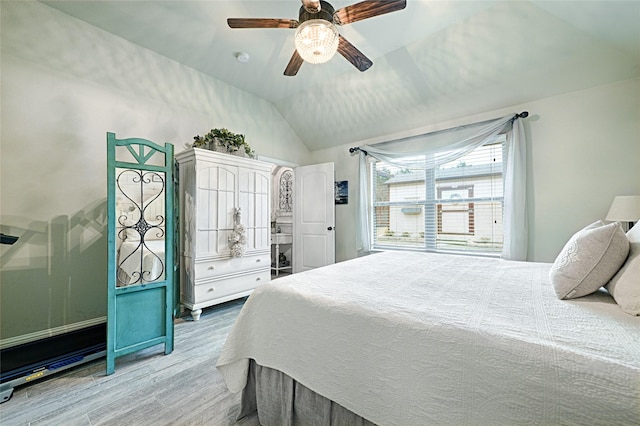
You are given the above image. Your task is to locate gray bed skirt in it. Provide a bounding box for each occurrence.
[238,359,377,426]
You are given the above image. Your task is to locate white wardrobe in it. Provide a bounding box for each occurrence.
[176,148,272,320]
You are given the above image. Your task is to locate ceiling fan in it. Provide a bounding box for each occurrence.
[227,0,407,76]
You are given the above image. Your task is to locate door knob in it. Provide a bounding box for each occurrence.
[327,226,334,231]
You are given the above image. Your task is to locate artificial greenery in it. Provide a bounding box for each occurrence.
[192,128,254,157]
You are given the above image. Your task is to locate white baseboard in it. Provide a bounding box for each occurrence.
[0,317,107,350]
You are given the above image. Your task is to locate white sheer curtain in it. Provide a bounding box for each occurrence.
[355,113,528,260]
[502,118,527,260]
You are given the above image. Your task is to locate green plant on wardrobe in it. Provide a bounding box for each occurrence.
[192,128,254,158]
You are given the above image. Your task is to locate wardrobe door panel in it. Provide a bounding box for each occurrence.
[239,168,271,252]
[196,164,237,257]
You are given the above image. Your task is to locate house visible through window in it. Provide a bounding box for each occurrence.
[371,136,505,254]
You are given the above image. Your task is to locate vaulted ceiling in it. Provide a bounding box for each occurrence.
[41,0,640,151]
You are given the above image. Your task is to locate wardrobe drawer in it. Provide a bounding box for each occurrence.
[193,270,269,303]
[194,254,269,280]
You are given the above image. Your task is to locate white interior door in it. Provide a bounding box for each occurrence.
[294,162,335,273]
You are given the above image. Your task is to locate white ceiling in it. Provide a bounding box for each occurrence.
[40,0,640,151]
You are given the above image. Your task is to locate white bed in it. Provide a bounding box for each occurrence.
[216,251,640,425]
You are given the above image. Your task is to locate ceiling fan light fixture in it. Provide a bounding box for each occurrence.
[294,19,339,64]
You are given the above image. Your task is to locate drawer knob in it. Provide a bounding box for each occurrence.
[208,266,215,270]
[208,287,215,293]
[256,277,261,281]
[256,259,261,262]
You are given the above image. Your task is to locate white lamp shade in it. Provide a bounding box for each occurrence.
[606,195,640,221]
[294,19,339,64]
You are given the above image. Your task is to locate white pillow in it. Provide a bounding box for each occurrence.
[550,221,629,299]
[606,222,640,315]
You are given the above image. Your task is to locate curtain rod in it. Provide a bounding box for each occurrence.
[349,111,529,155]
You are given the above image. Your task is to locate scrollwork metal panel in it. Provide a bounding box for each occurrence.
[279,170,294,213]
[115,169,166,286]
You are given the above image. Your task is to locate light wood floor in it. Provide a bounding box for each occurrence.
[0,298,258,426]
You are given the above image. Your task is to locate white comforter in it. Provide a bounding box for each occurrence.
[216,251,640,425]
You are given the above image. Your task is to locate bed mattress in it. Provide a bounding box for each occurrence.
[216,251,640,425]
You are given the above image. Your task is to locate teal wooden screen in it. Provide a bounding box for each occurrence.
[106,132,174,375]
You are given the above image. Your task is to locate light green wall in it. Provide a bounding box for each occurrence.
[0,1,310,343]
[2,0,638,345]
[311,77,640,263]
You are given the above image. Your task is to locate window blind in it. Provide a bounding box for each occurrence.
[371,136,505,254]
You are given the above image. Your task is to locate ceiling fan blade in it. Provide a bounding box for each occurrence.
[284,50,304,76]
[333,0,407,25]
[227,18,298,29]
[337,35,373,72]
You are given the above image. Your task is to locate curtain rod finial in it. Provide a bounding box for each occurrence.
[349,147,368,156]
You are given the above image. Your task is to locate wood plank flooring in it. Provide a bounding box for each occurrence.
[0,298,258,426]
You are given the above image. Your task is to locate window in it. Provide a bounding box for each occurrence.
[371,136,505,254]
